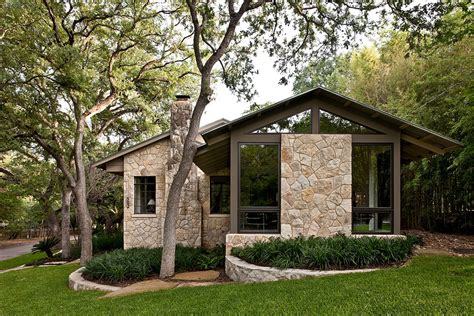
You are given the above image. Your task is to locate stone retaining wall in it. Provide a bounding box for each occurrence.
[225,255,378,283]
[69,267,121,292]
[225,233,280,255]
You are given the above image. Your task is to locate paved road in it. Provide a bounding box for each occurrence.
[0,241,36,261]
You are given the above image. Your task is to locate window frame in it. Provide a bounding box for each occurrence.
[318,108,381,135]
[210,176,231,215]
[133,176,156,215]
[351,143,394,234]
[237,142,281,233]
[249,109,313,134]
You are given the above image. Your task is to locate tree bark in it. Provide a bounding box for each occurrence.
[61,185,72,259]
[160,93,209,278]
[159,0,264,278]
[74,117,93,266]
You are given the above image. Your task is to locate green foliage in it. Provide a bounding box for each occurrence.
[197,245,225,270]
[293,25,474,233]
[92,231,123,254]
[232,235,419,270]
[32,236,60,258]
[84,245,224,283]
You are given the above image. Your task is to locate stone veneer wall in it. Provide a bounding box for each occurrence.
[280,134,352,237]
[166,98,201,247]
[123,138,203,249]
[123,140,169,249]
[199,168,231,248]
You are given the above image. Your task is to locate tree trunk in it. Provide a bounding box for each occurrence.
[160,94,209,278]
[74,117,93,266]
[61,185,72,259]
[47,210,61,238]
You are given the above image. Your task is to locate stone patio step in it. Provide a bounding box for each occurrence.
[173,270,220,281]
[102,280,178,298]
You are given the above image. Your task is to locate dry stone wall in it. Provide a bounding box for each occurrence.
[280,134,352,238]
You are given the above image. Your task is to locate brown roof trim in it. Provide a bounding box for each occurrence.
[92,118,230,169]
[201,87,463,154]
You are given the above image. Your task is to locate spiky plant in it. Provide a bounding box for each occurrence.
[32,236,60,258]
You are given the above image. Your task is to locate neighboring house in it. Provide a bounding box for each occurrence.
[93,87,462,251]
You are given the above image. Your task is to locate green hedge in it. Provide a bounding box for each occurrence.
[83,245,224,283]
[92,231,123,254]
[231,234,420,270]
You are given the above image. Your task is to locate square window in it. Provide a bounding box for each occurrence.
[134,176,156,214]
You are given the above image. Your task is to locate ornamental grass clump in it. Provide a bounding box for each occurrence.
[83,245,224,283]
[231,234,420,270]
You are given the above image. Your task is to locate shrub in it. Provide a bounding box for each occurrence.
[92,231,123,254]
[31,236,60,258]
[83,245,224,283]
[197,244,225,270]
[231,234,420,270]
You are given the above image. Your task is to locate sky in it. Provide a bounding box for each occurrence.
[200,52,294,126]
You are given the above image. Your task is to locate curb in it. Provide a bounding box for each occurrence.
[69,267,122,292]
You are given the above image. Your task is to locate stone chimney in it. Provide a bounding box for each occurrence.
[169,94,192,170]
[166,94,202,247]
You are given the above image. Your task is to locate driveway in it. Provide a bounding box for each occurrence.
[0,241,37,261]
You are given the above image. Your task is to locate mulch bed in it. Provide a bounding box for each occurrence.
[404,230,474,256]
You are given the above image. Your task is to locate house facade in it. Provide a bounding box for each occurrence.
[93,88,461,251]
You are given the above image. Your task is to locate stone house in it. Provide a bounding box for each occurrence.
[93,87,462,251]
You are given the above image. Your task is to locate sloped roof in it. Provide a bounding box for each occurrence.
[200,87,462,160]
[92,118,230,169]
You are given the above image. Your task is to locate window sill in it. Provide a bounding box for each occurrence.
[132,214,156,218]
[209,214,231,218]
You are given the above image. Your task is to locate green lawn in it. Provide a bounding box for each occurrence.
[0,252,47,270]
[0,256,472,315]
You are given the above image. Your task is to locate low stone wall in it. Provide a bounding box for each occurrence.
[225,255,378,283]
[69,267,121,292]
[225,233,280,255]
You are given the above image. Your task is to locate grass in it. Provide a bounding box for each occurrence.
[0,255,472,314]
[0,252,47,270]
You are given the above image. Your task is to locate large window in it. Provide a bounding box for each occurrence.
[252,109,311,134]
[210,176,230,214]
[352,144,392,233]
[239,144,279,232]
[134,176,156,214]
[319,109,378,134]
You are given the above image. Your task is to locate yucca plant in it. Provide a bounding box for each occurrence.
[32,236,60,258]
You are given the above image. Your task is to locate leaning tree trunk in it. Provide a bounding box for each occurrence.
[61,185,72,259]
[160,94,209,278]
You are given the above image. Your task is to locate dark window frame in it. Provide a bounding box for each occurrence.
[210,176,230,215]
[351,143,394,234]
[318,108,381,135]
[133,176,156,214]
[238,142,281,233]
[249,109,313,134]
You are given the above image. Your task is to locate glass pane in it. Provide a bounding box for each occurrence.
[352,212,391,233]
[252,110,311,133]
[319,109,377,134]
[210,177,231,214]
[240,144,279,207]
[134,176,156,214]
[240,211,279,232]
[352,145,391,208]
